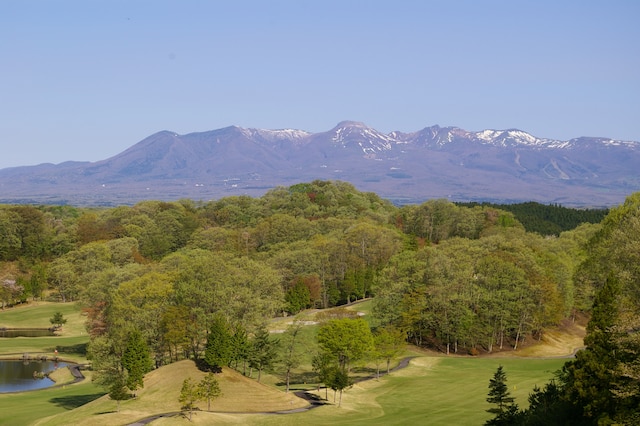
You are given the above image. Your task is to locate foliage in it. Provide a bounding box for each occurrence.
[485,365,519,425]
[457,201,608,236]
[178,377,202,421]
[317,318,374,372]
[108,372,129,412]
[249,325,279,382]
[197,372,222,412]
[121,330,153,391]
[279,320,303,392]
[285,279,312,314]
[204,315,232,371]
[0,183,633,419]
[327,367,351,406]
[373,325,406,375]
[518,192,640,424]
[49,311,67,328]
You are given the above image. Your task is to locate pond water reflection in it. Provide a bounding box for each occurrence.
[0,328,56,338]
[0,360,68,393]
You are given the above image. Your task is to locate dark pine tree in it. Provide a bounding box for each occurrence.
[204,315,232,372]
[485,365,519,425]
[558,275,621,423]
[121,330,153,392]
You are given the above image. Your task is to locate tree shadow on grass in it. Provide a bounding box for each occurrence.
[54,343,89,356]
[275,371,318,387]
[49,392,106,410]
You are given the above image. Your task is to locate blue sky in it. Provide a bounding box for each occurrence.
[1,0,639,168]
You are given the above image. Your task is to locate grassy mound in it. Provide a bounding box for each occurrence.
[36,360,309,426]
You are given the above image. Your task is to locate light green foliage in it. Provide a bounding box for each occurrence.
[197,372,222,411]
[178,377,202,421]
[374,326,406,374]
[108,371,129,412]
[163,249,284,330]
[317,318,374,372]
[374,230,579,354]
[249,325,278,382]
[110,271,174,357]
[279,320,303,392]
[160,305,193,362]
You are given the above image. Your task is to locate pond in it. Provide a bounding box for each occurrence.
[0,360,69,393]
[0,328,56,338]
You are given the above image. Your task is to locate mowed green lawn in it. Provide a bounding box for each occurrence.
[143,356,565,426]
[0,302,88,360]
[1,301,568,426]
[0,301,101,425]
[0,375,104,426]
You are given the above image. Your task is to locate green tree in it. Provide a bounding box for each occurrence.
[204,315,232,371]
[49,311,67,328]
[249,325,278,383]
[229,324,250,374]
[559,275,621,422]
[327,367,350,407]
[485,365,519,425]
[108,371,129,413]
[312,351,335,401]
[285,279,311,314]
[374,326,406,375]
[161,305,192,362]
[197,372,222,412]
[179,377,202,421]
[279,320,303,392]
[121,330,153,392]
[317,318,374,372]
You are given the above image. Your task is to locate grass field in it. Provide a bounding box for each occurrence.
[1,300,576,426]
[0,302,88,362]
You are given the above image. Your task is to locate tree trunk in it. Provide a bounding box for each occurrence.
[286,369,290,392]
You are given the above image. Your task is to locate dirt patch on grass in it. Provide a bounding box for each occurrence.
[488,315,587,359]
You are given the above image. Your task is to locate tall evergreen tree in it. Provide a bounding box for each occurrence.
[121,330,153,392]
[249,325,278,383]
[559,275,621,422]
[204,315,232,371]
[108,371,129,412]
[485,365,519,425]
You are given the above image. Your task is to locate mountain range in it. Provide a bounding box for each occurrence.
[1,121,638,207]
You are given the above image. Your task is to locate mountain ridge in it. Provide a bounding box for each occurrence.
[0,121,638,207]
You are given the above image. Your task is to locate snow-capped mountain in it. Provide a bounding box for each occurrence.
[0,121,638,206]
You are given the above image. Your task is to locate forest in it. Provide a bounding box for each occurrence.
[0,180,637,424]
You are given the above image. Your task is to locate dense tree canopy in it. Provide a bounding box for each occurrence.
[0,181,632,399]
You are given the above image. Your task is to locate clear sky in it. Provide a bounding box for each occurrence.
[1,0,639,169]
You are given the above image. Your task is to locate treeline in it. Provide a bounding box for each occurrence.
[484,193,640,425]
[0,181,611,358]
[456,201,608,236]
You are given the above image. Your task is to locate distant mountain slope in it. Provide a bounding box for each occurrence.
[0,121,638,206]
